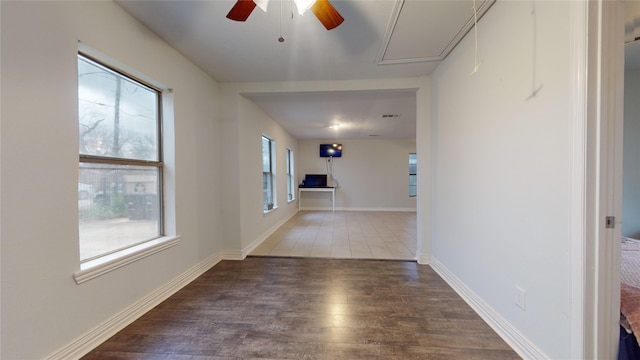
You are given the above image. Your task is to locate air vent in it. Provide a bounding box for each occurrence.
[381,114,399,118]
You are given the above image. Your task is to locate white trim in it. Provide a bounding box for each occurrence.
[568,1,588,358]
[243,210,298,257]
[299,206,417,212]
[375,0,496,65]
[416,253,430,265]
[430,257,548,360]
[375,0,404,65]
[50,252,222,360]
[581,1,625,358]
[337,207,416,212]
[298,206,334,211]
[74,236,181,284]
[219,249,244,260]
[263,206,278,215]
[598,1,625,356]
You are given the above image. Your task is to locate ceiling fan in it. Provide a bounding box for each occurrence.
[226,0,344,30]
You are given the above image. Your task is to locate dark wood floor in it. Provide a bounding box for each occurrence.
[82,257,520,359]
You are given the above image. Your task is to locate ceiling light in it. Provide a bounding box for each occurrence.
[329,124,340,130]
[254,0,269,12]
[226,0,342,30]
[294,0,317,15]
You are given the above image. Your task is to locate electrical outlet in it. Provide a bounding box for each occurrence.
[516,286,526,310]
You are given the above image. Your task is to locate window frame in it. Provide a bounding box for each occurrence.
[262,135,277,212]
[74,49,179,283]
[409,152,417,197]
[286,148,295,202]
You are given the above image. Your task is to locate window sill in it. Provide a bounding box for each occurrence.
[74,235,181,284]
[263,206,278,215]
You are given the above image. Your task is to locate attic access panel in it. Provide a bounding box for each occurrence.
[378,0,495,64]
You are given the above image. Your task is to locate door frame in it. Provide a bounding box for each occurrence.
[577,0,624,358]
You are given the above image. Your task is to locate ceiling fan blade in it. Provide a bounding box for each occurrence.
[226,0,257,21]
[311,0,344,30]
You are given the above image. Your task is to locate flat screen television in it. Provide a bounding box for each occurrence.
[320,143,342,157]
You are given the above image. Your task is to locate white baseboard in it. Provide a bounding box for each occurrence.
[336,207,416,212]
[416,252,431,265]
[219,249,244,260]
[299,206,335,211]
[241,210,298,257]
[430,257,548,360]
[300,207,417,212]
[47,252,223,360]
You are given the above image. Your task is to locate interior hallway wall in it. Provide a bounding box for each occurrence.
[219,84,301,255]
[1,2,223,358]
[429,1,574,358]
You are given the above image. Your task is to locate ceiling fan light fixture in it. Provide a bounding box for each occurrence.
[294,0,317,15]
[254,0,269,12]
[226,0,342,30]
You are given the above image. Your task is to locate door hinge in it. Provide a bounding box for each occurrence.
[606,216,616,229]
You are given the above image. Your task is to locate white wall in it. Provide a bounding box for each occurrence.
[219,79,421,254]
[219,86,300,254]
[623,69,640,238]
[0,0,589,358]
[1,2,223,358]
[298,138,416,210]
[430,1,573,358]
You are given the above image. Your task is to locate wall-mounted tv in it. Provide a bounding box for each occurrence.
[320,143,342,157]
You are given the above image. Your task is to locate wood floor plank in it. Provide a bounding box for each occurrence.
[82,258,520,359]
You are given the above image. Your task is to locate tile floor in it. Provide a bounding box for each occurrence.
[250,211,417,260]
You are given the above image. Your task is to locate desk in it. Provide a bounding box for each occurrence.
[298,187,336,212]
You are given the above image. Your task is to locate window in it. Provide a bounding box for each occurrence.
[409,153,417,197]
[286,148,295,201]
[77,53,163,262]
[262,135,276,211]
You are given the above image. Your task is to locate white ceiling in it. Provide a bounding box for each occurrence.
[116,0,494,139]
[245,89,417,138]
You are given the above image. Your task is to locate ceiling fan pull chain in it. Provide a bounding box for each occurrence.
[278,0,285,42]
[471,0,481,74]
